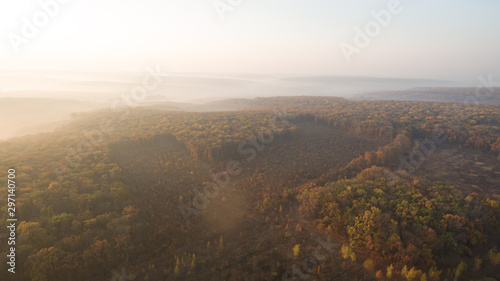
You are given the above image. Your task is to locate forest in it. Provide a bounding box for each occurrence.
[0,96,499,281]
[356,87,500,104]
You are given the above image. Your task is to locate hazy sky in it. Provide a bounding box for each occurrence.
[1,0,499,82]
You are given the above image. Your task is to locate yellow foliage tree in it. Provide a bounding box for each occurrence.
[293,244,300,257]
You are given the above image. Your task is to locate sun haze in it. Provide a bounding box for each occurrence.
[0,0,499,82]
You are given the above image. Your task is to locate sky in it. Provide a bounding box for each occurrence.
[1,0,499,83]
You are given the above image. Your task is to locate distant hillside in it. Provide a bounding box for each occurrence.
[0,72,456,103]
[355,87,500,104]
[151,96,347,112]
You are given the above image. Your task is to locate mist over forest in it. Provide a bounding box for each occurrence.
[0,72,461,140]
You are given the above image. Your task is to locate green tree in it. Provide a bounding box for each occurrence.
[347,207,381,251]
[27,247,64,281]
[17,221,53,250]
